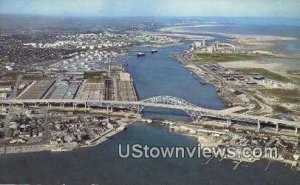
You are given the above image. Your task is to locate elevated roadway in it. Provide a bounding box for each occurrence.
[0,96,299,131]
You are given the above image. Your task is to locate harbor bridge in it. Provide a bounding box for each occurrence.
[0,96,299,132]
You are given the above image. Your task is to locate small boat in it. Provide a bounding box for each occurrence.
[137,52,146,57]
[151,49,158,54]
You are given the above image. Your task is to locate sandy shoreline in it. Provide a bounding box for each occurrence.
[161,24,300,71]
[159,25,298,41]
[146,31,214,41]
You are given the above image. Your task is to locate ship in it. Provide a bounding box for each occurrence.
[151,49,158,54]
[137,52,146,57]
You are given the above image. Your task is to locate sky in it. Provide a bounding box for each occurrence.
[1,0,300,18]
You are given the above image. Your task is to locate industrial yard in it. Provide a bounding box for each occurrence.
[117,72,138,101]
[0,49,140,153]
[3,61,138,103]
[178,39,300,120]
[18,80,55,99]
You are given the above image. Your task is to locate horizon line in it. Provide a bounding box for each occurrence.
[1,13,300,19]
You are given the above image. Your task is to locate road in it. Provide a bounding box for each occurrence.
[42,107,50,140]
[3,74,22,139]
[0,96,299,129]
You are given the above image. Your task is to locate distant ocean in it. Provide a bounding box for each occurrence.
[171,17,300,54]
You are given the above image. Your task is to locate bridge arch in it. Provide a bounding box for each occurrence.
[141,96,201,119]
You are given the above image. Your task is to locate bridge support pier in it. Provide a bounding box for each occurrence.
[276,123,279,133]
[226,119,231,128]
[295,128,298,135]
[257,120,261,132]
[137,106,141,113]
[104,106,113,112]
[22,103,25,108]
[194,116,201,123]
[85,102,87,112]
[60,103,64,108]
[73,103,77,110]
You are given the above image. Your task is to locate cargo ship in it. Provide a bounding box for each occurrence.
[151,49,158,54]
[137,52,146,57]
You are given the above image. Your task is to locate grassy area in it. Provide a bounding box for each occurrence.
[288,70,300,83]
[288,70,300,77]
[84,71,108,83]
[0,81,14,86]
[259,89,300,103]
[4,72,19,80]
[0,72,18,86]
[273,105,293,114]
[238,68,291,83]
[192,53,255,63]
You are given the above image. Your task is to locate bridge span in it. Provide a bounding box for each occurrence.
[0,96,299,132]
